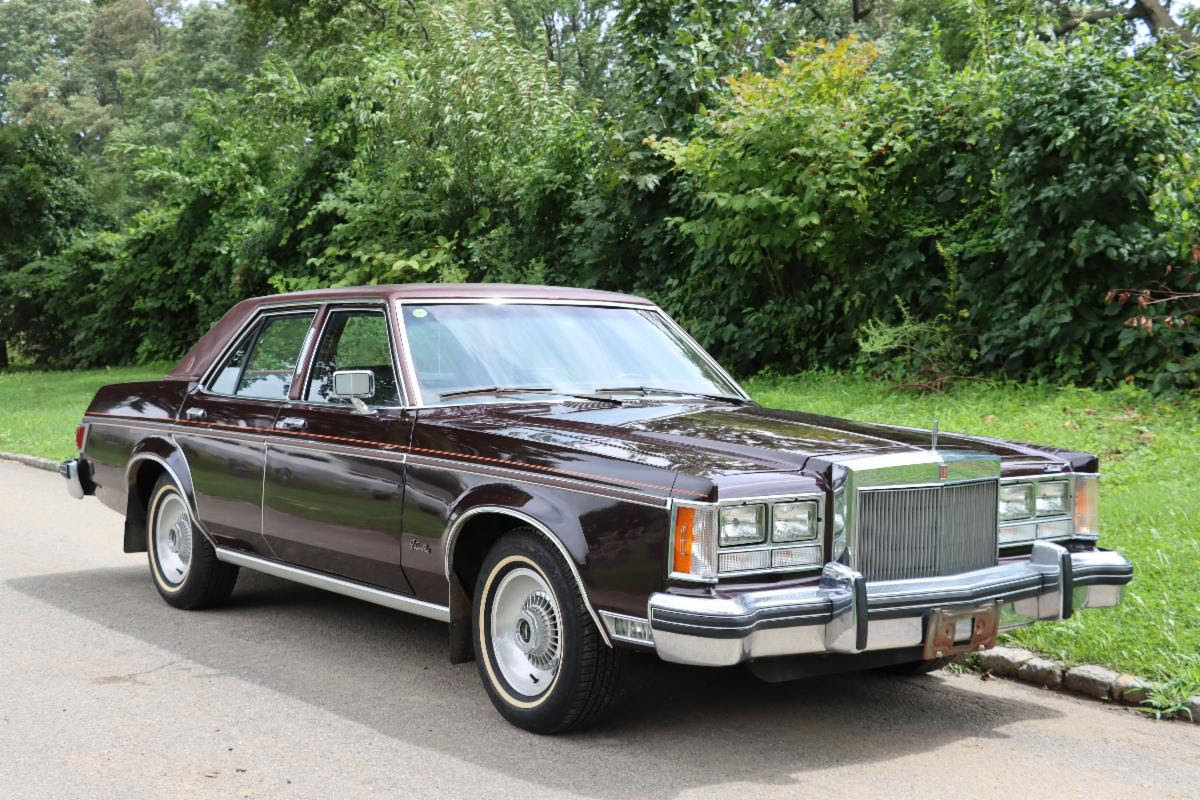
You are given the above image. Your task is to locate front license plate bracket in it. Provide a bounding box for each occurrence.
[922,604,999,660]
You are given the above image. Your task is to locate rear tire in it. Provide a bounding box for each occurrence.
[472,528,624,734]
[146,474,238,609]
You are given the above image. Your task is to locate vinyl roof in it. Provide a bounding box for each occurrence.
[165,283,655,381]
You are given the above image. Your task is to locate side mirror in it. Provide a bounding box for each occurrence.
[331,370,374,414]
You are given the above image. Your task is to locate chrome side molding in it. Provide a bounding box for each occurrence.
[214,547,451,623]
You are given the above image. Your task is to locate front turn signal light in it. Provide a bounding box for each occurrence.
[673,507,695,574]
[671,505,716,581]
[1074,475,1099,537]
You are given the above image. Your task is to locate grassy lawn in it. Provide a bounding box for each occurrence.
[2,365,1197,696]
[0,363,171,460]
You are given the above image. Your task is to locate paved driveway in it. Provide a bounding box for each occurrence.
[1,460,1196,799]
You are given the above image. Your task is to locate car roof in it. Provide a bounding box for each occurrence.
[259,283,654,305]
[165,283,656,381]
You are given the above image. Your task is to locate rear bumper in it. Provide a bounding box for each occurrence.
[59,458,94,499]
[647,541,1132,667]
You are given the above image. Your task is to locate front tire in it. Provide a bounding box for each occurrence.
[147,474,239,609]
[472,529,624,733]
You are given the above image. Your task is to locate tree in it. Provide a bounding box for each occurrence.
[1049,0,1197,44]
[0,123,97,365]
[0,0,94,117]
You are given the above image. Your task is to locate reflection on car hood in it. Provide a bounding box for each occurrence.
[439,401,1059,478]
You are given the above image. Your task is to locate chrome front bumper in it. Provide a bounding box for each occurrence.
[648,541,1132,667]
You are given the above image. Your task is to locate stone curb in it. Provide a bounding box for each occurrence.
[0,451,58,472]
[974,646,1198,723]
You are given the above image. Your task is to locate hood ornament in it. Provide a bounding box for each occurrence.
[930,419,939,451]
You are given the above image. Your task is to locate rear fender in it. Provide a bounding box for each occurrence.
[123,438,200,553]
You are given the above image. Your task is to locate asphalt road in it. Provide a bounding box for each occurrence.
[1,460,1196,799]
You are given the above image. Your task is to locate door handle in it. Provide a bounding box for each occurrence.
[277,417,307,432]
[185,407,206,421]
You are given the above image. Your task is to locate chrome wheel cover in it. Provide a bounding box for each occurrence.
[489,567,562,698]
[154,493,192,586]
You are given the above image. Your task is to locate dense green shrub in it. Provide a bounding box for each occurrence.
[652,28,1199,385]
[1,1,1196,389]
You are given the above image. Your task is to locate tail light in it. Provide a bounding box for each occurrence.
[75,423,87,452]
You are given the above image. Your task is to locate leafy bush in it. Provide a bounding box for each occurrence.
[1,2,1197,391]
[652,26,1199,385]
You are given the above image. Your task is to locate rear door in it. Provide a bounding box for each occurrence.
[177,308,318,554]
[261,305,415,593]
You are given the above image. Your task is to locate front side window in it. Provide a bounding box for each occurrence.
[306,309,401,406]
[208,312,315,400]
[400,303,739,405]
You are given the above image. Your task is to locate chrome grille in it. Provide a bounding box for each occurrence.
[855,481,998,581]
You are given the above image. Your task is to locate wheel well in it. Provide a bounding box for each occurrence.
[123,459,167,553]
[445,511,530,665]
[449,512,527,599]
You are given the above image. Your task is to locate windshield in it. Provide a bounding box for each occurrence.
[399,303,741,406]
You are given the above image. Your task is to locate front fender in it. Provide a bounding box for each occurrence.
[441,483,613,661]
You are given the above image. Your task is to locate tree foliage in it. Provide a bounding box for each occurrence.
[0,0,1196,388]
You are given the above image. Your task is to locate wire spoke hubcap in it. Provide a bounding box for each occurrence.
[154,494,192,585]
[490,567,562,697]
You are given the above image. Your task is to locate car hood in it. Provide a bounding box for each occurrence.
[429,401,1062,479]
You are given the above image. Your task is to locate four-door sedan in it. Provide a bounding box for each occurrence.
[61,284,1133,732]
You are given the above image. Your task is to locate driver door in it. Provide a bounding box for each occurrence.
[262,305,415,593]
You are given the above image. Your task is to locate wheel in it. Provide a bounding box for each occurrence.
[472,528,624,733]
[146,474,239,609]
[885,655,961,675]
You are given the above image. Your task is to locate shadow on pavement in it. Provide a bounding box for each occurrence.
[9,565,1059,799]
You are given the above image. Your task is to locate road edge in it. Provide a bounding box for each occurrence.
[1,450,1195,723]
[0,451,58,472]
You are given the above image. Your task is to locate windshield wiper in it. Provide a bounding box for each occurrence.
[438,386,622,405]
[592,386,747,405]
[439,386,553,400]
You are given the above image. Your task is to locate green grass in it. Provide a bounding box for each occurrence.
[0,363,171,460]
[2,364,1197,693]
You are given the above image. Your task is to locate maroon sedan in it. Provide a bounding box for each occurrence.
[61,284,1132,732]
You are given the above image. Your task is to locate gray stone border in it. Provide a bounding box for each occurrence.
[975,646,1198,723]
[0,451,58,472]
[1,451,1195,723]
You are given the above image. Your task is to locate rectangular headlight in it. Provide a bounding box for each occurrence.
[719,504,766,547]
[1074,475,1099,536]
[999,483,1034,521]
[773,501,818,543]
[1036,480,1070,516]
